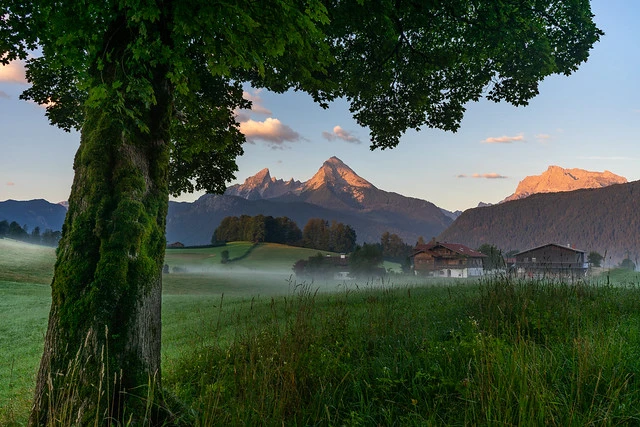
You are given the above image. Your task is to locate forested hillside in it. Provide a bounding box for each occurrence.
[438,181,640,263]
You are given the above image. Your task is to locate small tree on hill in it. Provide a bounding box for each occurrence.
[8,221,28,241]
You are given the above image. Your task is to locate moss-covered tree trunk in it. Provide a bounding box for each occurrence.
[29,13,173,426]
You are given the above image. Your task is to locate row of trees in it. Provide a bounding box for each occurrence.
[213,215,302,245]
[0,220,61,246]
[302,218,357,253]
[213,215,358,254]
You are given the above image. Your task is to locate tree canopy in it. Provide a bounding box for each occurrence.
[3,0,603,163]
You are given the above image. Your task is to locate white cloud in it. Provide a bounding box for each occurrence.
[0,60,27,84]
[535,133,551,141]
[322,125,361,144]
[240,118,301,148]
[472,173,508,179]
[481,134,524,144]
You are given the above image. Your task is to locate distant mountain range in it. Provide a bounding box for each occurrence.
[502,165,627,202]
[3,162,635,261]
[0,199,67,232]
[167,157,453,245]
[439,180,639,263]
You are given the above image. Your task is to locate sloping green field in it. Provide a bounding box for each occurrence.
[164,242,335,273]
[0,239,55,284]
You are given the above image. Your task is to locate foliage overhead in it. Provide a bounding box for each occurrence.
[1,0,603,191]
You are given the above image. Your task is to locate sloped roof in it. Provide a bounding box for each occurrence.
[414,242,486,258]
[515,243,586,256]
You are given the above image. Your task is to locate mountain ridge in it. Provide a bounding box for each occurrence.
[503,165,627,202]
[0,199,67,232]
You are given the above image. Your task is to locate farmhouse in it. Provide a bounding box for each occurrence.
[412,241,485,278]
[514,243,588,279]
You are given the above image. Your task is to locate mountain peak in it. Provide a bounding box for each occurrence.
[225,168,302,200]
[305,157,375,191]
[250,168,271,183]
[503,166,627,202]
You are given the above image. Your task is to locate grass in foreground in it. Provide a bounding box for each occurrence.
[164,278,640,426]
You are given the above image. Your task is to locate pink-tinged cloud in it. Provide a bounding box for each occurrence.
[322,126,361,144]
[0,90,9,99]
[535,134,551,140]
[472,173,508,179]
[481,134,524,144]
[240,118,301,147]
[242,90,272,115]
[6,181,15,186]
[0,60,27,84]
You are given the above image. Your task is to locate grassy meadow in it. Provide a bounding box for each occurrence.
[2,238,640,425]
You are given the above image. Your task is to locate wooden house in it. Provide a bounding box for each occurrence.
[412,242,486,278]
[514,243,587,279]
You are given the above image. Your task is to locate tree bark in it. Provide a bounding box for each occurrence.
[30,11,174,425]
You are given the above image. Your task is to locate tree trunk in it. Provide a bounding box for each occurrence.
[30,12,174,425]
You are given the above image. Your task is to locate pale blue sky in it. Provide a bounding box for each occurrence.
[1,0,638,212]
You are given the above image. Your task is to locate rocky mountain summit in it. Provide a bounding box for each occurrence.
[224,168,303,200]
[225,156,374,201]
[502,166,627,202]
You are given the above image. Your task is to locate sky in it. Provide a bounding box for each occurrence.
[1,0,638,213]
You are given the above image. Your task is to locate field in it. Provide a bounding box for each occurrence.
[2,238,640,425]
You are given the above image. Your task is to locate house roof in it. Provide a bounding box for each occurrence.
[414,242,486,258]
[515,243,586,256]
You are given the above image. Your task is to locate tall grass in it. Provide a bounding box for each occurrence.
[165,277,640,425]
